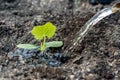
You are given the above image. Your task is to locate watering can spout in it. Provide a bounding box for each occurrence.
[112,2,120,12]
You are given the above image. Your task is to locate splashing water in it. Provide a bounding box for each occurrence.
[64,3,120,56]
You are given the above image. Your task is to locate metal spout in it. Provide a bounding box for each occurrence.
[112,2,120,12]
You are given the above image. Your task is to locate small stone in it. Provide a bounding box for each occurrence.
[85,73,98,80]
[47,59,61,67]
[114,51,118,56]
[7,52,14,59]
[0,65,2,72]
[70,75,74,80]
[19,55,25,64]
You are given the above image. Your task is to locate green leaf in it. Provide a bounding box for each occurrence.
[44,22,56,39]
[31,22,56,40]
[17,44,38,49]
[31,25,45,40]
[45,41,63,48]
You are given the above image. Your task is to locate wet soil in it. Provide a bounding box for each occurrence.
[0,0,120,80]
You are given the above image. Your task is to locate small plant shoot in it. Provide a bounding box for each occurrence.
[17,22,63,54]
[31,22,56,40]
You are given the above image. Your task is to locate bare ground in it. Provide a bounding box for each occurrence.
[0,0,120,80]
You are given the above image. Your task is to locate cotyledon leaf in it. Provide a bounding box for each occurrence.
[17,44,38,49]
[45,41,63,48]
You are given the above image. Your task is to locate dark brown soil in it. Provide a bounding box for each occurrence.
[0,0,120,80]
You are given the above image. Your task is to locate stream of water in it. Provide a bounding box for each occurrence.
[64,3,120,56]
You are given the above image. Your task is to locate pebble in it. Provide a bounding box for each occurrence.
[70,75,75,80]
[0,65,2,72]
[7,52,15,59]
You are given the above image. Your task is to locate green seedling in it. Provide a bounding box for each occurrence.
[17,22,63,54]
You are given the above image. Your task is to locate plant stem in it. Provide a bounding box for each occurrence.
[43,36,46,48]
[40,36,46,55]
